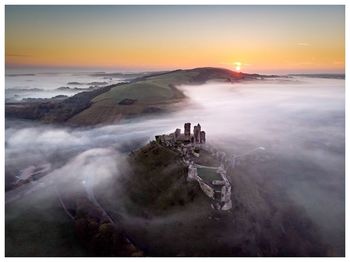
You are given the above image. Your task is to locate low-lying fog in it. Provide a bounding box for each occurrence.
[5,71,128,101]
[5,76,345,254]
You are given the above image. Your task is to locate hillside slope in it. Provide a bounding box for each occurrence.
[67,68,260,125]
[96,140,327,256]
[6,67,263,126]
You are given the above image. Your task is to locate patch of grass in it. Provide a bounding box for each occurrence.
[93,82,168,103]
[197,167,222,183]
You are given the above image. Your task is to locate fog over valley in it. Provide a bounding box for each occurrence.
[5,76,345,256]
[4,71,148,101]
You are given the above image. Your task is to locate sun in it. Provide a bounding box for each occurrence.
[234,62,241,72]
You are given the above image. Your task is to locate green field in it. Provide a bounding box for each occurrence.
[197,167,222,184]
[93,70,198,104]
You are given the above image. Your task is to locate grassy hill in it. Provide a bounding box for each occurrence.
[66,72,190,125]
[6,67,263,126]
[67,68,257,125]
[120,141,206,215]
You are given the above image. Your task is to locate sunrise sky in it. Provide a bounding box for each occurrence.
[5,5,345,74]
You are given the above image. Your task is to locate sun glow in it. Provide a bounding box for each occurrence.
[234,62,241,72]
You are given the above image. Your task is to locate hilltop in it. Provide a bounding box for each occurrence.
[5,67,267,126]
[94,127,328,256]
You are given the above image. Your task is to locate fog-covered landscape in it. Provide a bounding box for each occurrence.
[5,74,345,256]
[4,4,345,258]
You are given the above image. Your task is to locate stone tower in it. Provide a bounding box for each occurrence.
[193,123,201,143]
[184,123,191,139]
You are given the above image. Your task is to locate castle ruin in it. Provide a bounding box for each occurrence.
[155,122,206,146]
[155,123,231,211]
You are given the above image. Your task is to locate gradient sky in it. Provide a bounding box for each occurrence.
[5,5,345,73]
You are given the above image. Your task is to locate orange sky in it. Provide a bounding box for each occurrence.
[5,6,345,73]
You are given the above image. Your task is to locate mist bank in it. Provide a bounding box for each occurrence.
[179,77,345,255]
[5,75,345,256]
[5,71,130,101]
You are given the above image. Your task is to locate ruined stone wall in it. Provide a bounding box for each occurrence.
[187,164,198,181]
[186,162,232,210]
[197,178,214,199]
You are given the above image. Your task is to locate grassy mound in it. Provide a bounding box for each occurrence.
[123,141,205,215]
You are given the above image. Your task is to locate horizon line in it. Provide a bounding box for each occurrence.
[5,65,345,76]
